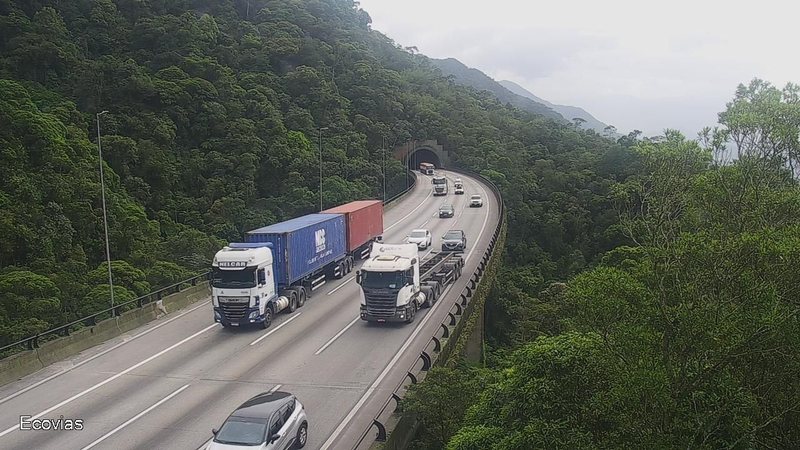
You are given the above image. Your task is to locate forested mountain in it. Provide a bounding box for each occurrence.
[0,0,617,347]
[500,79,610,133]
[430,57,564,121]
[3,1,799,449]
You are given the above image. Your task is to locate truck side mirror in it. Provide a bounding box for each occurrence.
[212,428,219,436]
[356,270,362,285]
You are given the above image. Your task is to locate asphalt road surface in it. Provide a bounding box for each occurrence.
[0,170,500,450]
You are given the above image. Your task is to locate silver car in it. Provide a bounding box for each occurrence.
[208,391,308,450]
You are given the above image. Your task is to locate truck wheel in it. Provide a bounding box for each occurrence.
[421,286,433,308]
[297,288,306,308]
[287,291,298,313]
[336,262,345,279]
[261,307,273,329]
[405,303,416,323]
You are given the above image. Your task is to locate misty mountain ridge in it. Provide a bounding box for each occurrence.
[430,57,610,133]
[499,80,610,134]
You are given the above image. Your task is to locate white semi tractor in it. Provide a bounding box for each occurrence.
[356,243,464,323]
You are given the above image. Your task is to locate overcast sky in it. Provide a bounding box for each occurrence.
[357,0,799,137]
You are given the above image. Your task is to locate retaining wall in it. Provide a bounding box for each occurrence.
[0,283,210,387]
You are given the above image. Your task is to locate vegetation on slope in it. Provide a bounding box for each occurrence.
[405,79,800,449]
[0,0,615,348]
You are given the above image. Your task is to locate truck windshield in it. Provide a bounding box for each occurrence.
[212,268,256,288]
[361,271,404,289]
[432,177,446,185]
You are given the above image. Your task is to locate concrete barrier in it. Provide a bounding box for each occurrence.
[0,283,210,387]
[384,173,418,212]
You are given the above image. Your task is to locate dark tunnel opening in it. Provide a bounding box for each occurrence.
[406,147,442,171]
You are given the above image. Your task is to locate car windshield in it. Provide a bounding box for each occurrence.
[211,268,256,289]
[410,230,427,238]
[440,205,453,211]
[444,231,462,240]
[214,416,268,446]
[471,195,481,200]
[361,270,404,289]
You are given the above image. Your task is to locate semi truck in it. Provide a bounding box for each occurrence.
[211,200,383,329]
[356,243,464,323]
[432,176,448,196]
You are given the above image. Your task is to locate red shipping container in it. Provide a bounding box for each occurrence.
[323,200,384,253]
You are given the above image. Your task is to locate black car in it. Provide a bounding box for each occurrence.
[441,229,466,251]
[438,204,455,218]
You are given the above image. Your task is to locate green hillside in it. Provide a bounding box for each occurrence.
[2,1,799,448]
[0,0,614,345]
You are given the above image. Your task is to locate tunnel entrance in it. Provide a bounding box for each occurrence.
[407,147,442,171]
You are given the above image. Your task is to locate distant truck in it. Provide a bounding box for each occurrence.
[419,162,435,175]
[356,243,464,323]
[211,200,383,329]
[432,176,448,196]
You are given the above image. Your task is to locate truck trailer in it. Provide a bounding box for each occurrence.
[356,243,464,323]
[211,202,384,329]
[323,200,384,261]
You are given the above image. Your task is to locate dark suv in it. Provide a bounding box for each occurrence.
[438,204,455,218]
[441,230,466,252]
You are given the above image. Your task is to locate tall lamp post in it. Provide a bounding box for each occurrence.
[96,110,115,314]
[382,135,386,202]
[318,126,329,211]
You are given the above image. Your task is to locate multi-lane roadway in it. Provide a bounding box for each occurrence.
[0,170,500,450]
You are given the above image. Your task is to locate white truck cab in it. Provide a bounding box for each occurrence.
[211,244,289,328]
[356,243,423,323]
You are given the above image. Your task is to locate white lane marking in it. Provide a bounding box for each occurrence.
[384,189,432,232]
[319,280,456,450]
[81,383,191,450]
[464,183,491,263]
[321,176,495,450]
[327,277,355,295]
[249,313,303,346]
[314,317,360,355]
[269,384,282,393]
[0,300,211,406]
[0,323,217,439]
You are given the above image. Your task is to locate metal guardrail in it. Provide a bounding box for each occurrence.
[0,170,419,358]
[351,167,506,449]
[0,271,211,355]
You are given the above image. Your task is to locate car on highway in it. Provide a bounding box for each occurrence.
[407,228,432,249]
[438,203,455,218]
[209,391,308,450]
[441,229,467,252]
[454,177,462,184]
[454,185,464,195]
[469,194,483,207]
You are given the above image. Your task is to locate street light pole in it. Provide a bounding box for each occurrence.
[318,126,329,211]
[381,136,386,203]
[96,110,115,314]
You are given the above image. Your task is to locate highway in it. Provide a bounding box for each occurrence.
[0,170,500,450]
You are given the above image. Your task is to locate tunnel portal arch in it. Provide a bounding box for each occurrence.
[392,139,451,171]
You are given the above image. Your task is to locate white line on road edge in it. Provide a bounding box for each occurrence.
[327,277,354,295]
[0,323,216,439]
[0,300,211,406]
[319,282,454,450]
[321,178,495,450]
[81,383,191,450]
[249,313,302,346]
[314,317,360,355]
[269,384,282,393]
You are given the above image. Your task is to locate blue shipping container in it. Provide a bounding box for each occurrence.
[245,214,347,287]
